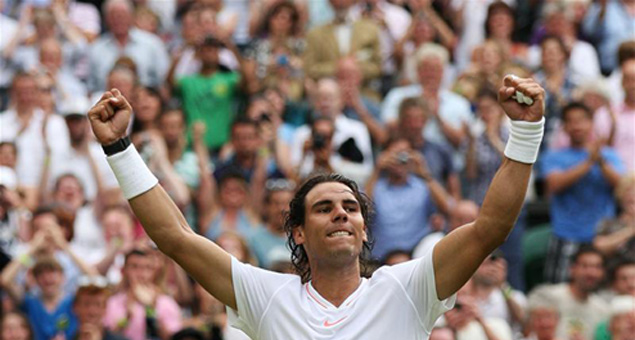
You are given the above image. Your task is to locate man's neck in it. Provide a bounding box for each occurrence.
[200,64,218,76]
[568,283,590,301]
[42,292,63,310]
[311,262,361,307]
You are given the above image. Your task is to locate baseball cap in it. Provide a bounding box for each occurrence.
[59,96,91,118]
[610,295,635,318]
[0,166,17,190]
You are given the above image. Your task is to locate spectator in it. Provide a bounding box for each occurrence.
[594,173,635,263]
[605,296,635,340]
[541,102,624,282]
[200,171,261,242]
[522,296,560,340]
[533,35,579,144]
[0,166,28,261]
[35,38,87,102]
[50,0,101,42]
[528,2,601,84]
[468,250,527,338]
[365,136,451,260]
[246,1,305,101]
[350,0,412,94]
[607,40,635,106]
[335,57,386,146]
[0,312,32,340]
[103,249,182,340]
[594,58,635,171]
[95,205,136,285]
[90,65,137,105]
[248,179,294,269]
[394,0,457,86]
[171,35,254,152]
[1,257,79,340]
[395,97,460,199]
[0,72,70,210]
[88,0,169,92]
[1,205,97,296]
[291,78,374,185]
[381,249,412,266]
[382,43,472,169]
[304,0,382,99]
[412,200,479,258]
[582,0,635,75]
[73,276,128,340]
[528,247,609,340]
[46,96,117,202]
[130,86,163,142]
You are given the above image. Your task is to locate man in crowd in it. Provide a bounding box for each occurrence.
[74,276,128,340]
[542,102,625,282]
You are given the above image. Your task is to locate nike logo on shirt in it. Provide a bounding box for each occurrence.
[323,316,347,327]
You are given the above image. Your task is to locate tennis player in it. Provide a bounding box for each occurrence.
[88,75,545,339]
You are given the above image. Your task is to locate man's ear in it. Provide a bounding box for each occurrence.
[292,225,305,245]
[362,224,368,242]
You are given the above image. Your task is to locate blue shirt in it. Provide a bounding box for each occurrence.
[22,294,77,340]
[371,175,436,260]
[419,140,456,185]
[541,147,625,242]
[248,227,290,269]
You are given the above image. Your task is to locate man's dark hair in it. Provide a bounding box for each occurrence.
[124,249,149,264]
[231,116,258,134]
[561,101,593,121]
[608,257,635,284]
[485,1,515,38]
[570,245,604,266]
[284,173,374,283]
[540,34,570,59]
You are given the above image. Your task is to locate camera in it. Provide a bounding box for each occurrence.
[312,133,328,150]
[396,151,410,164]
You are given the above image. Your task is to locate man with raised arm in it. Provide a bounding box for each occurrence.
[87,75,545,339]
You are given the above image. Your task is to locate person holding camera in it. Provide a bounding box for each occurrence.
[365,136,452,261]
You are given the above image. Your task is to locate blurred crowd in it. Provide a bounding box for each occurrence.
[0,0,634,339]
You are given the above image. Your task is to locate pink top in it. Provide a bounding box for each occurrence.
[594,104,635,172]
[104,292,182,340]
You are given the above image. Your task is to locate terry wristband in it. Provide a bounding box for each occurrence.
[504,117,545,164]
[106,143,158,200]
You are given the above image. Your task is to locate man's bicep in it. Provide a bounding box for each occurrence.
[169,233,236,309]
[433,222,490,300]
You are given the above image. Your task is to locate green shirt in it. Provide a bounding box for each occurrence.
[177,71,240,149]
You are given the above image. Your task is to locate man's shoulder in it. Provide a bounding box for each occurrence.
[385,84,422,100]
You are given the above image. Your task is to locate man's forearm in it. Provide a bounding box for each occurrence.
[474,159,531,250]
[546,160,593,194]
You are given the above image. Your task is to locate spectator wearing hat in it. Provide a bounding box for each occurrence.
[45,96,117,202]
[605,296,635,340]
[74,276,128,340]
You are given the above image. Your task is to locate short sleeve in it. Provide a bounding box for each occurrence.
[602,148,626,174]
[227,257,297,338]
[539,151,564,177]
[385,248,456,332]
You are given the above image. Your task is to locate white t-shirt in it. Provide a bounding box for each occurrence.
[227,249,456,339]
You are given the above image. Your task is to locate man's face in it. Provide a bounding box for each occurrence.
[123,254,154,285]
[570,253,604,292]
[35,269,64,297]
[74,292,108,325]
[399,107,426,144]
[316,81,343,118]
[102,210,133,244]
[293,182,367,268]
[613,264,635,296]
[0,144,17,168]
[54,176,84,210]
[106,2,132,37]
[563,108,593,145]
[417,57,444,93]
[622,59,635,101]
[266,190,293,229]
[232,124,259,158]
[198,45,220,66]
[12,77,38,109]
[530,308,559,339]
[65,116,88,144]
[40,40,63,71]
[159,112,185,147]
[219,178,248,210]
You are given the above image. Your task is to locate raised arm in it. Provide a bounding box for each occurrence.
[87,89,236,310]
[433,76,545,300]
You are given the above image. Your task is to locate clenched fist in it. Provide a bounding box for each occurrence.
[88,89,132,145]
[498,75,545,123]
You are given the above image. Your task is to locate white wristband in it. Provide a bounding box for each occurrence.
[504,117,545,164]
[107,144,158,200]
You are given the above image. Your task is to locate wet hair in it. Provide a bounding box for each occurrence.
[283,173,374,283]
[561,101,593,121]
